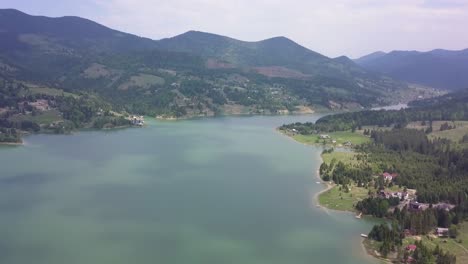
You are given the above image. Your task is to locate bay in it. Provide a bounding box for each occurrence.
[0,115,377,264]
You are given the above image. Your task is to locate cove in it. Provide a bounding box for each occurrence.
[0,115,377,264]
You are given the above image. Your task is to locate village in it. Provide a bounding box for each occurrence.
[370,171,460,260]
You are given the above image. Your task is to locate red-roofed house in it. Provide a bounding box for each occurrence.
[406,244,417,252]
[382,172,398,182]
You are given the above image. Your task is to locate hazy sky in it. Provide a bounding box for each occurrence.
[2,0,468,58]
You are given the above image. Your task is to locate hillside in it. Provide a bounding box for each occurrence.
[0,9,433,122]
[355,49,468,90]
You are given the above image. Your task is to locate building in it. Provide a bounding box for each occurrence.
[319,134,330,139]
[436,227,449,237]
[409,201,429,211]
[434,203,455,212]
[406,244,417,252]
[131,115,145,126]
[382,172,398,182]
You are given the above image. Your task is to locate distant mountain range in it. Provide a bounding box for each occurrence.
[0,9,432,119]
[355,49,468,91]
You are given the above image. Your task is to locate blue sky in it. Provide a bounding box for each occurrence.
[1,0,467,58]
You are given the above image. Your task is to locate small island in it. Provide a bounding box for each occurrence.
[279,93,468,264]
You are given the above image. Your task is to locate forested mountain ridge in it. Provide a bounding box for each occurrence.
[355,49,468,91]
[0,8,157,53]
[0,8,433,122]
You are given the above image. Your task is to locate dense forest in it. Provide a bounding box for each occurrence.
[280,90,468,134]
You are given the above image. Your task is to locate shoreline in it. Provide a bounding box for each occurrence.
[278,130,380,263]
[0,141,23,146]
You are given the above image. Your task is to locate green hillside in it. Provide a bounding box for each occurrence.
[0,8,433,124]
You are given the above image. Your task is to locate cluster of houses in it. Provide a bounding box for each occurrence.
[378,172,456,213]
[318,134,352,146]
[404,227,451,262]
[379,190,409,200]
[17,99,52,112]
[130,115,145,126]
[408,201,455,212]
[378,172,411,200]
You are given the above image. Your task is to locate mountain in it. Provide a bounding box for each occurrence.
[0,8,157,53]
[0,9,434,123]
[158,31,329,72]
[354,51,386,65]
[158,31,376,78]
[355,49,468,90]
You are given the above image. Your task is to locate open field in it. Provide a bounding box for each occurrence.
[10,110,63,125]
[407,120,468,147]
[318,183,369,212]
[292,131,370,146]
[118,73,165,90]
[27,86,76,97]
[403,223,468,264]
[322,151,358,165]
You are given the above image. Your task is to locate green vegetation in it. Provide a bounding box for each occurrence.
[291,131,370,146]
[0,9,433,120]
[9,110,63,125]
[318,184,369,211]
[282,92,468,262]
[0,77,133,142]
[321,151,358,165]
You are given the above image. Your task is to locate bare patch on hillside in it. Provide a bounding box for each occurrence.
[253,66,310,79]
[82,63,112,79]
[118,74,165,90]
[206,59,235,69]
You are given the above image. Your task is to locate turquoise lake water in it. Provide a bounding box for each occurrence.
[0,115,377,264]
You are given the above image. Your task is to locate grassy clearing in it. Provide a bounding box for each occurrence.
[119,73,165,90]
[10,110,62,125]
[28,86,76,97]
[358,125,393,133]
[322,151,358,165]
[318,184,370,211]
[318,150,367,211]
[330,131,371,145]
[403,234,468,263]
[407,120,468,148]
[292,131,370,146]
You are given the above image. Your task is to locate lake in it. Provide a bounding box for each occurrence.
[0,115,377,264]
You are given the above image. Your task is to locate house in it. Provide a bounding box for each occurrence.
[406,244,417,252]
[291,128,298,133]
[382,172,398,182]
[434,203,455,212]
[404,229,414,237]
[343,141,352,147]
[436,227,449,237]
[409,201,421,210]
[379,190,391,199]
[409,201,428,211]
[331,140,337,144]
[391,191,409,200]
[319,134,330,139]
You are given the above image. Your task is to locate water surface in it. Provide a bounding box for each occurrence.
[0,115,377,264]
